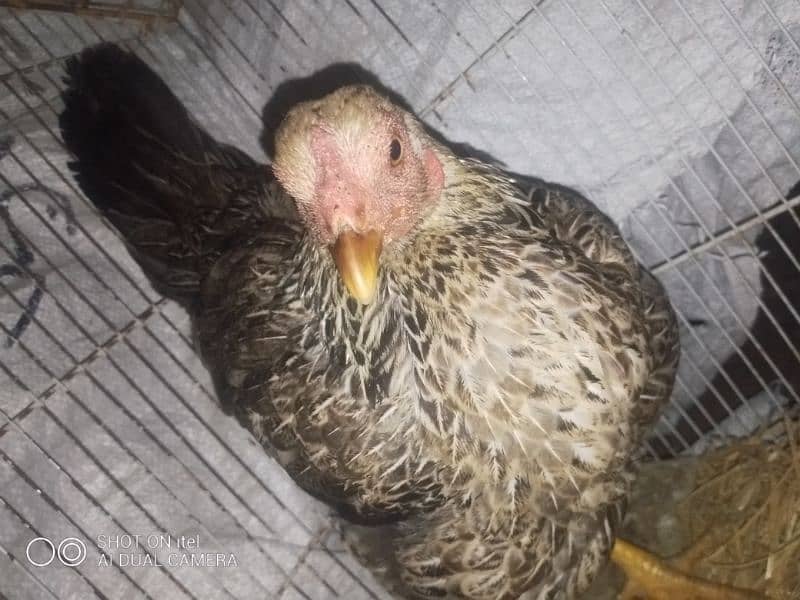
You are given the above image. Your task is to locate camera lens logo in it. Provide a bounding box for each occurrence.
[26,537,86,567]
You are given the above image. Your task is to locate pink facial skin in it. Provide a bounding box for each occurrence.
[305,113,444,246]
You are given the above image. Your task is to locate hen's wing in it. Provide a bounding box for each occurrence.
[523,180,679,427]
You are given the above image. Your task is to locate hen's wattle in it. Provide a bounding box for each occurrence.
[61,44,679,600]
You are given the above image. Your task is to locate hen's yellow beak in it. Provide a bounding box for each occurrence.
[331,230,383,305]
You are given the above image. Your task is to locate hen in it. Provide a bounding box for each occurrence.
[61,44,683,599]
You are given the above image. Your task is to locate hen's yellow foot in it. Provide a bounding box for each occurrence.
[611,538,765,600]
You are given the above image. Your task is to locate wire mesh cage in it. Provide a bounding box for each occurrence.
[0,1,799,599]
[1,1,181,22]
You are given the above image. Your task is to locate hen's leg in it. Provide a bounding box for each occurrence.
[611,538,764,600]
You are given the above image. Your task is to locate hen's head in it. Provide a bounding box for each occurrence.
[273,85,445,304]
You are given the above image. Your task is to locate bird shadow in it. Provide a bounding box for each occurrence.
[259,62,501,166]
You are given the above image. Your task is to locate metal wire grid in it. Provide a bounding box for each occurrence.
[0,1,181,23]
[0,1,798,599]
[522,0,800,453]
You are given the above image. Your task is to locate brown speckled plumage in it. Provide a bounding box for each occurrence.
[61,45,679,599]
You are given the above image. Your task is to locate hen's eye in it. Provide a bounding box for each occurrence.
[389,139,402,163]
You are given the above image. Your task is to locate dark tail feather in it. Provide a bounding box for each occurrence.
[59,43,272,305]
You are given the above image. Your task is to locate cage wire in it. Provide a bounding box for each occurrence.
[2,1,181,23]
[0,1,798,599]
